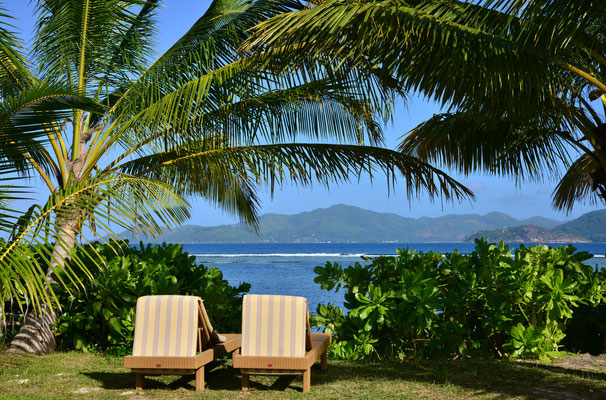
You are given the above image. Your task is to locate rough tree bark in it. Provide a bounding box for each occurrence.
[6,218,79,354]
[0,305,5,342]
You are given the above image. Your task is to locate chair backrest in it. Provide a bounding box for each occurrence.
[132,295,199,357]
[198,297,227,346]
[241,294,311,357]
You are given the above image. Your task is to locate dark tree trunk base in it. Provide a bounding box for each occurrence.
[7,308,57,354]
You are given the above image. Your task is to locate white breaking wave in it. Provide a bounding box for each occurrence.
[192,253,385,258]
[193,252,605,258]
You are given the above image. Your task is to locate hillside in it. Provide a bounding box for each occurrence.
[555,209,606,242]
[520,216,562,229]
[465,225,590,243]
[121,204,565,243]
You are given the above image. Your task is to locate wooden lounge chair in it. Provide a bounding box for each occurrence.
[232,294,331,393]
[123,295,241,391]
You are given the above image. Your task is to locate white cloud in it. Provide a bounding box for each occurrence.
[466,180,487,192]
[535,185,552,195]
[498,194,531,203]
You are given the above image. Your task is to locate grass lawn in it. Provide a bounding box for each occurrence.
[1,352,606,399]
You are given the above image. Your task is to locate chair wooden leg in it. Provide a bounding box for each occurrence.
[321,350,328,371]
[303,369,311,393]
[242,373,250,391]
[135,373,144,390]
[195,367,205,392]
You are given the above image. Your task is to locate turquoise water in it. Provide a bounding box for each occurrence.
[185,242,606,314]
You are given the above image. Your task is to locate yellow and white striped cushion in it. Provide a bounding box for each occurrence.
[241,294,307,357]
[132,295,199,357]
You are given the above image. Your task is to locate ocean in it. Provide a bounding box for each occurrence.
[184,242,606,314]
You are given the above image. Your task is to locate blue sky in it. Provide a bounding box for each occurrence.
[6,0,604,227]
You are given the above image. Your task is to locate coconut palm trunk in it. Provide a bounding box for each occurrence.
[7,305,57,353]
[7,113,89,353]
[7,197,80,353]
[0,65,104,353]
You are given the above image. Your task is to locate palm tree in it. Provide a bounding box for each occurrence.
[3,0,471,353]
[0,6,105,347]
[0,82,104,344]
[246,0,606,211]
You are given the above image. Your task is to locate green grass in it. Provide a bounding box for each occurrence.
[1,352,606,399]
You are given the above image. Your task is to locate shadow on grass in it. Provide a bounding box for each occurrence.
[84,361,315,393]
[311,360,606,400]
[238,375,299,392]
[82,358,606,398]
[529,363,606,381]
[83,361,238,391]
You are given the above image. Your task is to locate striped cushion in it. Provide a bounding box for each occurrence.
[241,294,307,357]
[132,295,199,357]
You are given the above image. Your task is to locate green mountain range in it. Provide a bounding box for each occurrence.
[121,204,583,243]
[554,210,606,242]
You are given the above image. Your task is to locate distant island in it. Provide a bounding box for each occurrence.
[118,204,606,243]
[553,209,606,242]
[464,224,590,243]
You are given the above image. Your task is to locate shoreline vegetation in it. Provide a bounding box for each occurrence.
[5,241,604,357]
[0,242,606,400]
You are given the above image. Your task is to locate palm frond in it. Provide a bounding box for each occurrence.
[111,0,305,113]
[483,0,604,54]
[0,172,190,313]
[244,0,569,114]
[119,142,474,222]
[552,153,604,212]
[400,110,573,183]
[0,3,32,95]
[33,0,159,92]
[95,0,160,93]
[0,81,103,176]
[117,68,384,145]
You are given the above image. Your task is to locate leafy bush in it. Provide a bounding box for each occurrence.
[312,239,606,362]
[54,242,249,354]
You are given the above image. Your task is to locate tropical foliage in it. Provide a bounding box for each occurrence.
[2,242,248,354]
[246,0,606,211]
[1,0,473,352]
[312,240,606,361]
[49,242,248,355]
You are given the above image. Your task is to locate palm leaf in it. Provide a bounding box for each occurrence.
[33,0,159,93]
[400,110,573,182]
[244,1,571,115]
[552,153,604,212]
[0,3,32,95]
[119,142,474,225]
[0,81,104,176]
[0,172,190,313]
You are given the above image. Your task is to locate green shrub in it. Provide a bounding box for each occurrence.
[54,242,249,354]
[312,239,606,362]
